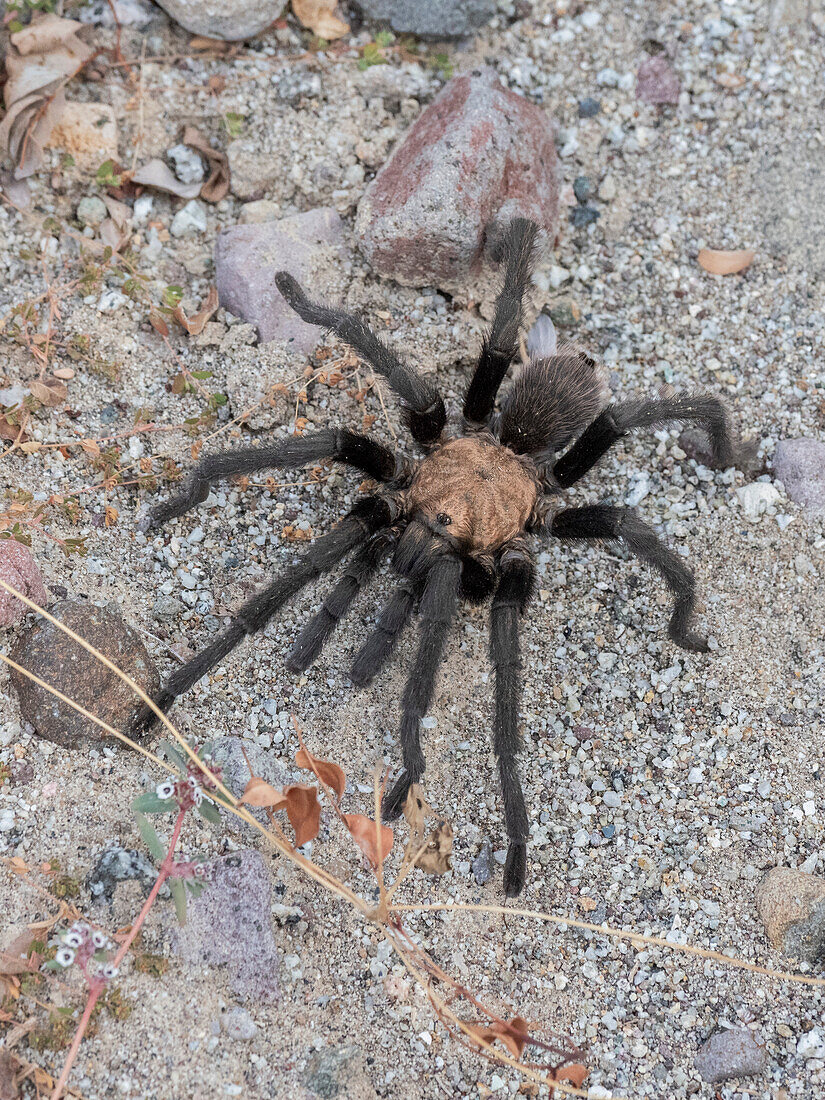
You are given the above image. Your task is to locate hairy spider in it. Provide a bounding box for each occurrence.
[134,218,754,896]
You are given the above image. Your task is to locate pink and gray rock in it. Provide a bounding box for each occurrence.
[756,866,825,964]
[356,67,559,287]
[0,540,48,628]
[215,208,346,351]
[175,850,280,1003]
[636,56,681,105]
[354,0,495,38]
[694,1029,767,1084]
[773,438,825,514]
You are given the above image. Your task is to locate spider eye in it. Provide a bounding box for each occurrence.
[436,512,452,526]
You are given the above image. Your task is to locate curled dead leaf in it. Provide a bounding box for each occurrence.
[295,746,345,801]
[403,784,453,875]
[131,158,201,199]
[29,378,67,407]
[553,1063,589,1088]
[239,776,321,847]
[0,15,94,179]
[466,1015,530,1060]
[343,813,394,868]
[239,776,288,809]
[181,125,230,203]
[172,287,219,335]
[292,0,350,40]
[697,247,755,275]
[99,195,131,252]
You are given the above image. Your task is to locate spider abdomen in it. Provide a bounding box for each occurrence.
[406,437,538,553]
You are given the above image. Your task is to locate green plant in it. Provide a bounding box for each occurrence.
[222,111,245,138]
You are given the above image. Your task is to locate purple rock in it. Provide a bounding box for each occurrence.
[694,1028,767,1083]
[355,67,559,286]
[175,850,280,1003]
[215,208,345,350]
[636,56,681,105]
[773,438,825,514]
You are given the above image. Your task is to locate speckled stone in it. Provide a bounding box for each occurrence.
[353,0,495,38]
[0,540,48,628]
[756,866,825,964]
[153,0,284,40]
[9,600,158,747]
[694,1028,767,1083]
[773,438,825,514]
[356,68,559,286]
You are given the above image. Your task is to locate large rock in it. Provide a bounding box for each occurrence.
[355,67,559,287]
[694,1029,767,1084]
[9,600,158,747]
[153,0,284,40]
[174,850,280,1003]
[215,208,346,351]
[354,0,495,38]
[0,540,48,628]
[756,866,825,964]
[773,438,825,514]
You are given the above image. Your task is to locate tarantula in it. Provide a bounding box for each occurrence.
[134,218,754,896]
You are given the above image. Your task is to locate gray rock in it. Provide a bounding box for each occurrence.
[170,200,207,238]
[215,208,346,350]
[152,594,184,619]
[212,736,291,838]
[87,846,159,904]
[221,1006,258,1040]
[773,438,825,514]
[77,195,107,227]
[153,0,284,40]
[353,0,495,38]
[472,840,493,885]
[303,1044,362,1099]
[174,850,280,1003]
[356,68,559,287]
[694,1028,767,1083]
[756,866,825,964]
[167,143,204,184]
[635,56,681,105]
[9,600,158,747]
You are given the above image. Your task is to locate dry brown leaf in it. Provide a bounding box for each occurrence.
[0,1049,21,1100]
[295,746,346,801]
[343,813,394,867]
[52,367,74,380]
[0,416,28,444]
[403,784,453,875]
[131,158,201,199]
[414,820,453,875]
[182,125,230,203]
[554,1063,589,1088]
[148,310,170,338]
[292,0,350,40]
[99,194,131,252]
[172,287,219,335]
[239,776,288,808]
[0,931,37,978]
[283,783,322,847]
[467,1015,531,1060]
[0,15,94,179]
[697,247,755,275]
[29,378,67,407]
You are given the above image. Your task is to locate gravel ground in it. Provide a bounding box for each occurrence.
[1,2,825,1098]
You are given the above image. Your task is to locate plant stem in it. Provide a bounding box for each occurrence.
[51,808,187,1100]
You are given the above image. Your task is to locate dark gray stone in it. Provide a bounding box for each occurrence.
[215,208,345,349]
[578,97,601,118]
[472,839,493,885]
[773,438,825,514]
[353,0,495,38]
[174,850,280,1003]
[303,1044,362,1099]
[694,1029,767,1083]
[87,846,160,904]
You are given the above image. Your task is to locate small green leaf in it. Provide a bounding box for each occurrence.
[43,959,65,971]
[157,739,188,774]
[163,285,183,308]
[190,370,213,380]
[171,878,187,925]
[197,799,221,825]
[375,30,394,47]
[212,392,228,407]
[135,812,166,861]
[185,880,205,897]
[132,792,176,814]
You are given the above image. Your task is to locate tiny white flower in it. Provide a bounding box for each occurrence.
[156,779,176,800]
[102,963,118,980]
[56,946,76,968]
[64,930,84,949]
[91,930,107,949]
[186,776,198,790]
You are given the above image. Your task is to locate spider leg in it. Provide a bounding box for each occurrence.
[144,429,404,530]
[490,542,536,897]
[275,273,445,446]
[350,576,421,687]
[382,553,462,820]
[463,218,539,428]
[286,531,394,673]
[553,396,756,489]
[130,497,394,731]
[550,505,709,652]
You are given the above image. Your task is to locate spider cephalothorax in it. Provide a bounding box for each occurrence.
[134,219,755,896]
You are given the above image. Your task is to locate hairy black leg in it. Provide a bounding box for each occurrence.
[144,429,403,530]
[553,396,756,489]
[463,218,539,427]
[382,554,462,820]
[285,531,394,673]
[490,544,536,897]
[275,273,445,445]
[350,577,422,687]
[131,497,394,731]
[550,505,709,652]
